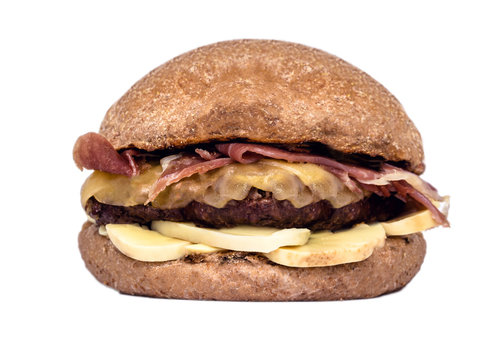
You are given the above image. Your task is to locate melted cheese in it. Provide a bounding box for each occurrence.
[81,165,163,207]
[81,159,363,209]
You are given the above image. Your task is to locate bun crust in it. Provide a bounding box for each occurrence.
[100,40,424,173]
[78,222,426,301]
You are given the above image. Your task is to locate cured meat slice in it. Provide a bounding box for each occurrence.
[73,132,139,176]
[146,156,234,204]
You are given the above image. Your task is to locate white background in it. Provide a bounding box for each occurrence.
[1,1,502,359]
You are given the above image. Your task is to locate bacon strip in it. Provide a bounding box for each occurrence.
[73,132,139,177]
[146,156,234,204]
[195,148,221,160]
[121,149,142,176]
[320,165,362,194]
[215,143,380,180]
[215,143,263,163]
[359,182,384,197]
[392,180,449,226]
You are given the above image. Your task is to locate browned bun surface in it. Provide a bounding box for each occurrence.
[78,222,426,301]
[100,40,424,174]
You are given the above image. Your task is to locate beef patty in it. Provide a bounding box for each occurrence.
[86,189,405,231]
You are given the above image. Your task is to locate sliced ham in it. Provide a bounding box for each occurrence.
[73,132,139,177]
[146,156,234,204]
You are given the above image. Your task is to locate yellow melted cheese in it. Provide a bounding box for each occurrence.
[81,159,363,209]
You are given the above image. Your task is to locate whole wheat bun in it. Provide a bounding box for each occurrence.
[78,222,426,301]
[100,39,424,174]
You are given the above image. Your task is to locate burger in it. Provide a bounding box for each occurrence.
[74,39,449,301]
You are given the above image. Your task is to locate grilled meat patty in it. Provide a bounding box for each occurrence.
[86,189,405,231]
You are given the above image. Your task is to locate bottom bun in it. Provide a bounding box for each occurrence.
[78,222,426,301]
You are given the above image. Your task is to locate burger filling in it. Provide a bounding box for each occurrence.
[75,132,449,266]
[75,132,448,229]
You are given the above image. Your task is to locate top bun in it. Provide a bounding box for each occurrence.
[100,39,424,173]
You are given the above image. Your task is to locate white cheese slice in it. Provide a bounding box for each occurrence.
[382,209,438,235]
[106,224,191,262]
[381,196,450,236]
[184,243,222,254]
[151,221,310,252]
[264,223,386,267]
